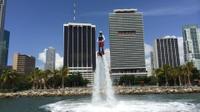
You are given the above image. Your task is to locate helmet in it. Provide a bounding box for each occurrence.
[99,31,103,34]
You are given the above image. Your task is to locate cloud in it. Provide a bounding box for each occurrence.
[146,56,152,76]
[38,49,47,64]
[38,48,63,69]
[163,35,177,39]
[145,57,151,69]
[144,43,153,75]
[145,43,153,58]
[55,53,63,69]
[144,6,200,16]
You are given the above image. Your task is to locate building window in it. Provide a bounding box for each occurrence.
[118,31,136,36]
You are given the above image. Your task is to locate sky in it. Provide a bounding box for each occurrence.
[4,0,200,69]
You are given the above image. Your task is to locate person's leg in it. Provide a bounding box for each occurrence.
[98,45,101,53]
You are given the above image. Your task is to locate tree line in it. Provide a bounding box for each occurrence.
[0,67,89,92]
[118,62,200,86]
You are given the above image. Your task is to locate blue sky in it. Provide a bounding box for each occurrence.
[5,0,200,68]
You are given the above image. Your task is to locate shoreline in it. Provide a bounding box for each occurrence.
[0,86,200,98]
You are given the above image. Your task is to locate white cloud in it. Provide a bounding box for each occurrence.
[163,35,177,39]
[38,48,63,70]
[55,53,63,69]
[38,48,47,64]
[144,43,153,75]
[146,56,152,76]
[145,57,151,69]
[145,43,153,58]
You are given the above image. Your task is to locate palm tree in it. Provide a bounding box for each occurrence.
[53,69,60,77]
[182,65,188,86]
[50,69,60,88]
[31,68,41,89]
[43,70,52,89]
[177,66,183,86]
[163,64,171,86]
[1,69,18,90]
[154,68,164,86]
[185,62,194,86]
[171,68,178,86]
[60,67,69,89]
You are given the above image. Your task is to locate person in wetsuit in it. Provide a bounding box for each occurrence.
[98,31,105,55]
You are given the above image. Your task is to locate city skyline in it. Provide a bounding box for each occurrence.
[4,0,200,69]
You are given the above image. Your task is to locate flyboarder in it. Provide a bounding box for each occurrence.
[97,31,105,56]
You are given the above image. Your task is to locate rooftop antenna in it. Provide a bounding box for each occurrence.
[73,0,76,21]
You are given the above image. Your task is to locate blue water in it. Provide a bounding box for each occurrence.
[0,94,200,112]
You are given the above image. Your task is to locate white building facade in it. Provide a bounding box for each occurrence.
[45,47,56,71]
[183,25,200,70]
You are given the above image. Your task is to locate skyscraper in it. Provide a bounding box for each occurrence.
[0,30,9,67]
[153,37,180,69]
[183,25,200,70]
[63,22,96,83]
[45,47,56,71]
[109,9,146,81]
[0,0,6,38]
[0,0,8,68]
[13,53,36,75]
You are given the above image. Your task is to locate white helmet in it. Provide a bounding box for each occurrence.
[99,31,103,34]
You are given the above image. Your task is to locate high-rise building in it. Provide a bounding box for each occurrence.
[150,51,154,70]
[63,22,96,84]
[149,51,154,76]
[0,0,6,38]
[0,30,9,68]
[153,37,180,69]
[109,9,147,82]
[0,0,8,68]
[13,53,36,75]
[183,25,200,70]
[45,47,56,71]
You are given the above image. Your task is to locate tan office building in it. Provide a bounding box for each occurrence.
[13,53,35,75]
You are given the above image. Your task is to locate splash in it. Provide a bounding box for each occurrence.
[92,55,116,104]
[40,55,200,112]
[41,99,199,112]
